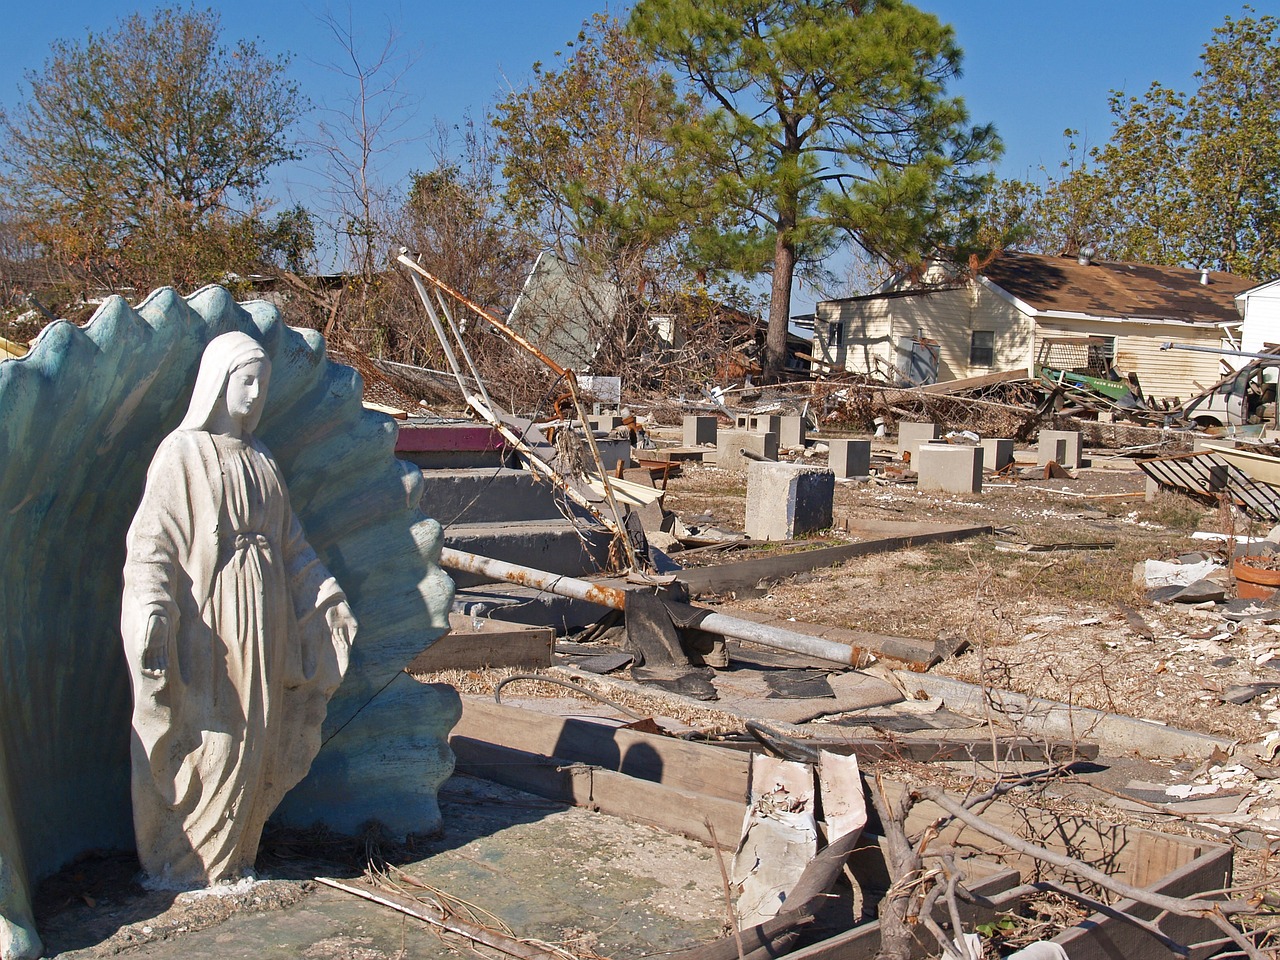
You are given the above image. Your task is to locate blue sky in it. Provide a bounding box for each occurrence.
[0,1,1257,307]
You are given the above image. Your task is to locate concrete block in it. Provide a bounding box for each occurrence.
[828,438,871,479]
[898,421,941,461]
[745,461,834,541]
[748,414,781,435]
[778,416,806,448]
[716,430,779,470]
[916,444,984,494]
[588,415,625,432]
[683,415,718,447]
[1145,475,1160,502]
[735,414,750,429]
[979,438,1015,471]
[1038,429,1082,468]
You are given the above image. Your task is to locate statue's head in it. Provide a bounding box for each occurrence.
[179,332,272,435]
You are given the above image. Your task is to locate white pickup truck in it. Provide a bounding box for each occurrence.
[1180,357,1280,429]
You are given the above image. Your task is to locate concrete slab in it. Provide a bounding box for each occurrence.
[745,461,834,540]
[445,521,613,587]
[421,467,560,524]
[979,438,1015,471]
[778,416,806,448]
[41,776,722,959]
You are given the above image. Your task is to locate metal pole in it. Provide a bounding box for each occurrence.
[1160,342,1280,361]
[439,547,868,666]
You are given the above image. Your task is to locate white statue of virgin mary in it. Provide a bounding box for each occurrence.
[121,331,357,886]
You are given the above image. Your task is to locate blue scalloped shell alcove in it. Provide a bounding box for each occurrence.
[0,287,458,958]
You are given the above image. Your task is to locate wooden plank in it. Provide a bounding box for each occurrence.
[454,699,1221,890]
[676,523,992,596]
[779,867,1024,960]
[408,615,554,672]
[449,736,744,847]
[714,735,1097,764]
[917,368,1028,395]
[1051,845,1234,960]
[453,698,752,803]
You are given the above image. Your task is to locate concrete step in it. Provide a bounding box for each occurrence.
[444,520,614,588]
[421,467,565,525]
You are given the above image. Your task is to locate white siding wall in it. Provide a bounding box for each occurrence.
[815,299,894,376]
[817,282,1031,381]
[1239,284,1280,354]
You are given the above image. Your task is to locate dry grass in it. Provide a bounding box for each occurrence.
[659,457,1280,744]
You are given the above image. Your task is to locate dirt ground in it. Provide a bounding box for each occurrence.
[661,445,1280,747]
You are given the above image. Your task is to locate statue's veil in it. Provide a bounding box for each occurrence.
[178,331,270,434]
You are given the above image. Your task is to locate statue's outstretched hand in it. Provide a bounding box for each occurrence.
[325,600,357,649]
[141,611,170,678]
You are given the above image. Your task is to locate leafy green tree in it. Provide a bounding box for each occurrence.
[629,0,1000,379]
[0,6,305,293]
[493,12,700,273]
[997,9,1279,277]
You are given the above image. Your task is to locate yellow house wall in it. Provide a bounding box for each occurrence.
[1036,321,1222,403]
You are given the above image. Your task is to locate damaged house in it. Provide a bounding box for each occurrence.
[814,251,1258,402]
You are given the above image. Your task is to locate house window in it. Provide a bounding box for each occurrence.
[827,321,843,347]
[970,330,994,366]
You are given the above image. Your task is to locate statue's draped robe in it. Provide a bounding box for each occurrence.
[121,429,348,885]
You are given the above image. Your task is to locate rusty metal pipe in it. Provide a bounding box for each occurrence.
[439,547,863,666]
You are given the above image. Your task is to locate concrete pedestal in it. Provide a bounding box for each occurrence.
[1038,430,1083,468]
[585,436,631,472]
[980,438,1015,471]
[683,415,718,447]
[589,414,625,432]
[898,421,941,461]
[828,438,871,479]
[778,416,807,448]
[916,445,984,494]
[715,430,779,470]
[745,461,834,540]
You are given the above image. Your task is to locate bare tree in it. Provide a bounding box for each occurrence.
[309,6,420,342]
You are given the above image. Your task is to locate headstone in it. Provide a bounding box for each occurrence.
[828,438,871,479]
[745,461,835,540]
[683,415,718,447]
[898,422,941,461]
[979,438,1015,471]
[1038,430,1083,468]
[716,430,779,470]
[916,444,984,494]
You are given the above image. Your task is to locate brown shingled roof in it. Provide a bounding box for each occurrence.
[981,251,1255,325]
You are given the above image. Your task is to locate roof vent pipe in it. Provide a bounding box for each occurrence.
[1200,269,1210,285]
[1077,245,1096,266]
